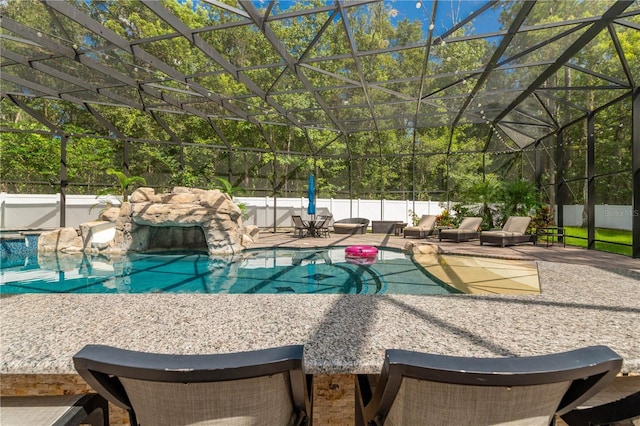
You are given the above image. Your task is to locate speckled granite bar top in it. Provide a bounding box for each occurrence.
[2,261,639,375]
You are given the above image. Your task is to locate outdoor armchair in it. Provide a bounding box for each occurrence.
[438,217,482,242]
[73,344,312,426]
[356,345,622,426]
[403,215,437,239]
[479,216,535,247]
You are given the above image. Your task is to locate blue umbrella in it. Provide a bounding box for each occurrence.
[307,174,316,218]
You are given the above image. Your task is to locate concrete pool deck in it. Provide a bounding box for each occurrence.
[1,230,639,424]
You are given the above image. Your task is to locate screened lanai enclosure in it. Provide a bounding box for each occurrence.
[1,0,639,256]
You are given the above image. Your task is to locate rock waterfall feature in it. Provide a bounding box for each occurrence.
[38,187,258,255]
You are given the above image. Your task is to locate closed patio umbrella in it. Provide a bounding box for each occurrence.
[307,174,316,220]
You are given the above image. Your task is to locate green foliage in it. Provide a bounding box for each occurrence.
[169,170,201,188]
[460,175,501,230]
[408,209,420,226]
[530,204,554,235]
[66,127,120,194]
[0,0,634,210]
[496,179,540,220]
[450,203,472,227]
[0,124,60,193]
[456,178,542,230]
[436,209,453,227]
[211,177,246,197]
[97,168,147,199]
[209,177,249,220]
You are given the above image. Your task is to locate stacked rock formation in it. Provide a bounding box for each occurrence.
[38,187,259,256]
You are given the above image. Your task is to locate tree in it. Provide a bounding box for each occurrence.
[1,0,635,209]
[496,179,539,219]
[461,175,501,230]
[0,123,60,193]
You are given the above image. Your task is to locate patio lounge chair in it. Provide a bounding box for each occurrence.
[438,217,482,242]
[73,344,312,426]
[333,218,369,234]
[0,394,109,426]
[403,215,437,239]
[479,216,535,247]
[560,376,640,425]
[356,345,622,426]
[291,215,309,238]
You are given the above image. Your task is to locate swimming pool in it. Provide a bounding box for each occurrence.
[0,247,460,295]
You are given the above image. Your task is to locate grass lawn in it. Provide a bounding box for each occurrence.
[563,227,632,257]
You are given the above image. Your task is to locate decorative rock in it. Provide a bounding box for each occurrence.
[37,251,82,271]
[38,187,256,255]
[245,225,260,238]
[404,241,441,254]
[172,186,205,194]
[200,191,240,218]
[38,227,82,252]
[136,205,209,226]
[99,206,121,222]
[41,187,256,256]
[161,192,201,204]
[128,187,155,203]
[80,221,116,249]
[241,234,255,246]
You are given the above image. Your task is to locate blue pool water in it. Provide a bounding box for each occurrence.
[0,247,458,295]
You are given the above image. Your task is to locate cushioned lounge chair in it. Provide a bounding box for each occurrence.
[403,214,437,239]
[560,376,640,425]
[356,345,622,426]
[438,217,482,242]
[333,218,369,234]
[0,394,108,426]
[74,344,312,426]
[479,216,535,247]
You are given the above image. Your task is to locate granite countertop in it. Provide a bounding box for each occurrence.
[1,261,639,375]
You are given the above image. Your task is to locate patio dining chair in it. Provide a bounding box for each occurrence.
[0,393,108,426]
[560,375,640,425]
[292,215,309,238]
[356,345,622,426]
[316,214,332,237]
[73,344,312,426]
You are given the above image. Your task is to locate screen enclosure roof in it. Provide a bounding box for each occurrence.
[1,0,639,153]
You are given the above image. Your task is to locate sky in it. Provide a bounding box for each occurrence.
[190,0,504,37]
[389,0,503,36]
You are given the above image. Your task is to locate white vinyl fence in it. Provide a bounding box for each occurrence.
[0,192,634,231]
[233,197,443,230]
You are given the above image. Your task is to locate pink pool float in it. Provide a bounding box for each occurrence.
[345,245,378,265]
